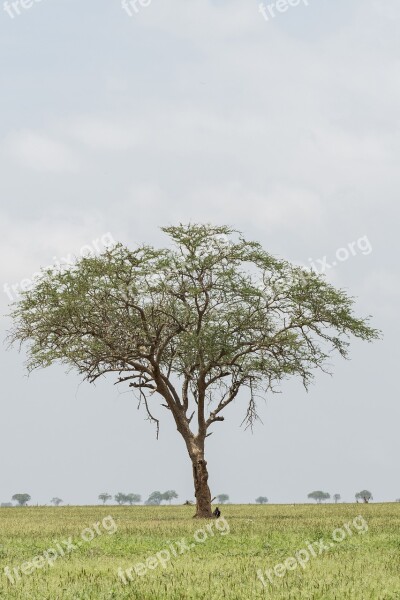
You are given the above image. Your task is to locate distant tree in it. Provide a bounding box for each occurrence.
[355,490,373,503]
[115,493,128,505]
[162,490,178,505]
[125,493,141,505]
[50,497,63,506]
[255,496,269,504]
[12,494,31,506]
[216,494,229,504]
[145,491,163,506]
[98,493,112,505]
[333,494,341,504]
[308,491,330,504]
[396,499,400,503]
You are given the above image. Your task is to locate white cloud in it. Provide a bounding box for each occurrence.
[4,131,79,173]
[136,0,259,41]
[371,0,400,19]
[360,270,400,319]
[184,182,322,231]
[0,211,116,308]
[64,117,139,151]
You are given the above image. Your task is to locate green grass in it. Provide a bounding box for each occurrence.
[0,503,399,599]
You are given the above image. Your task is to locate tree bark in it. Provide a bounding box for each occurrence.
[191,453,213,518]
[184,436,213,518]
[163,392,213,518]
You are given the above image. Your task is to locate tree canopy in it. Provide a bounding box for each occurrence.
[308,491,330,503]
[216,494,229,504]
[9,224,379,435]
[50,497,63,506]
[162,490,178,504]
[255,496,269,504]
[126,493,141,505]
[145,491,163,506]
[12,494,31,506]
[355,490,373,502]
[114,493,142,505]
[98,493,112,505]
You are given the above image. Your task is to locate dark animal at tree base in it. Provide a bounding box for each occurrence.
[363,497,369,503]
[213,507,221,518]
[183,500,194,506]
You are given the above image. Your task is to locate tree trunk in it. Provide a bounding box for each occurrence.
[191,453,213,518]
[172,409,213,518]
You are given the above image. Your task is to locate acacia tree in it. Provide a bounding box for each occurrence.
[162,490,178,504]
[126,493,141,505]
[216,494,229,504]
[12,494,31,506]
[114,493,128,505]
[50,497,63,506]
[308,491,331,504]
[355,490,373,503]
[333,493,341,504]
[145,491,163,506]
[9,224,379,518]
[98,493,112,505]
[255,496,269,504]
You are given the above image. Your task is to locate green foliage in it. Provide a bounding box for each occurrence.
[356,490,373,501]
[98,493,112,505]
[144,491,178,505]
[114,493,128,505]
[255,496,269,504]
[216,494,229,504]
[308,491,331,503]
[125,493,141,505]
[145,491,163,506]
[8,224,380,438]
[114,493,141,505]
[50,498,63,506]
[11,494,31,506]
[162,490,178,504]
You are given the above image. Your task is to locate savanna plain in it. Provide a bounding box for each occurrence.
[0,503,399,600]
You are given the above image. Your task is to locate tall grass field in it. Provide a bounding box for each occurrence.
[0,504,399,599]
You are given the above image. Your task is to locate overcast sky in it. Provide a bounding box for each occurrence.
[0,0,399,506]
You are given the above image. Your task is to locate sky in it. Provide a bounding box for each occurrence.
[0,0,399,506]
